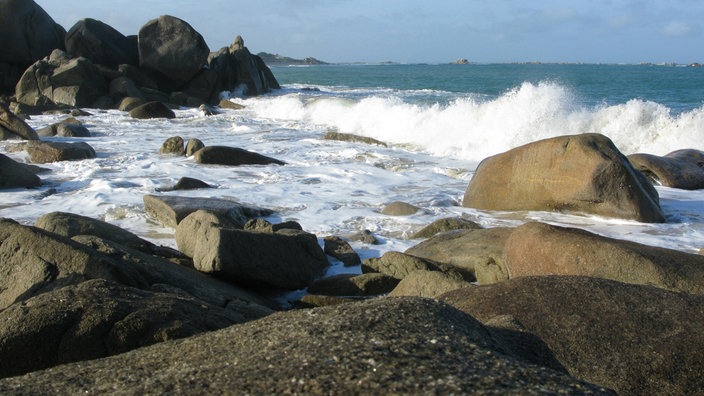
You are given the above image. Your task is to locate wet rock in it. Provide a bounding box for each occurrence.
[412,216,482,239]
[344,229,381,245]
[128,101,175,119]
[503,222,704,295]
[405,228,514,284]
[243,218,303,233]
[185,138,205,156]
[381,201,421,216]
[8,140,96,163]
[117,96,145,112]
[166,177,212,191]
[389,270,472,298]
[440,276,704,395]
[193,145,285,166]
[36,117,90,137]
[628,149,704,190]
[0,153,41,188]
[218,99,245,110]
[463,133,665,223]
[323,131,388,147]
[323,236,361,266]
[0,102,39,140]
[0,297,613,394]
[143,194,273,228]
[158,135,184,155]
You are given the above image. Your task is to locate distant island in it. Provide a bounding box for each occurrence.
[257,52,328,66]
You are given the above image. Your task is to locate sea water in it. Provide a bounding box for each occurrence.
[2,63,704,281]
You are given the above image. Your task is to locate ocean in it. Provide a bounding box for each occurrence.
[2,63,704,280]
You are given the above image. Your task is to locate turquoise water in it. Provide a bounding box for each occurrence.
[272,63,704,113]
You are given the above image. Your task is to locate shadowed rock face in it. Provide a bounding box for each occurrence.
[0,297,613,395]
[0,0,65,67]
[440,276,704,396]
[628,149,704,190]
[463,133,665,223]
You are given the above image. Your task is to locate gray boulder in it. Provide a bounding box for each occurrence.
[628,149,704,190]
[138,15,209,84]
[158,136,185,155]
[0,297,613,394]
[0,153,41,188]
[463,133,665,223]
[0,102,38,140]
[64,18,137,68]
[128,101,175,119]
[323,236,361,266]
[389,270,472,298]
[362,251,470,282]
[193,145,285,166]
[0,278,246,379]
[37,117,90,137]
[381,201,421,216]
[440,276,704,396]
[175,210,240,258]
[184,221,328,290]
[8,140,96,163]
[412,216,482,239]
[15,50,108,108]
[405,228,514,285]
[0,0,65,68]
[143,194,273,228]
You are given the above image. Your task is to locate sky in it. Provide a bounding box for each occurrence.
[37,0,704,64]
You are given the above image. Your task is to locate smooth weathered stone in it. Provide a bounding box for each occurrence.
[37,117,90,137]
[362,251,470,282]
[175,210,240,258]
[628,149,704,190]
[389,270,472,298]
[440,276,704,396]
[323,236,361,266]
[64,18,138,68]
[21,141,96,163]
[0,298,612,394]
[185,138,205,156]
[193,145,285,166]
[323,131,388,147]
[381,201,421,216]
[0,278,247,379]
[412,216,482,239]
[158,136,185,155]
[143,194,273,228]
[0,102,39,140]
[503,222,704,295]
[128,101,175,119]
[308,273,399,296]
[0,153,41,188]
[138,15,209,84]
[463,133,665,223]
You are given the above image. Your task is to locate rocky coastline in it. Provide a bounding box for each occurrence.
[1,1,704,395]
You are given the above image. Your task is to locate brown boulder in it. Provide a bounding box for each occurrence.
[389,270,472,298]
[362,251,470,282]
[0,102,38,140]
[143,194,272,228]
[323,236,361,266]
[128,101,175,119]
[440,276,704,395]
[628,149,704,190]
[15,141,96,163]
[504,222,704,294]
[381,201,421,216]
[158,135,185,155]
[193,145,285,166]
[0,153,41,188]
[463,133,665,223]
[412,216,482,239]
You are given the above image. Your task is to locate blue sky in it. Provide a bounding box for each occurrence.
[37,0,703,64]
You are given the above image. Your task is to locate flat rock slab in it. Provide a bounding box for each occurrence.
[143,194,273,228]
[0,297,613,395]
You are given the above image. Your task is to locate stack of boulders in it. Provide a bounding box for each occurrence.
[1,0,279,114]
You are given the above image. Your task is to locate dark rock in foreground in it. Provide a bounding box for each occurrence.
[193,145,285,166]
[0,102,39,140]
[440,276,704,395]
[0,153,41,188]
[0,298,613,395]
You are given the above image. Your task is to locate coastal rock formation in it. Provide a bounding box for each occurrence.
[128,101,175,119]
[193,145,286,166]
[65,18,138,68]
[138,15,209,85]
[143,194,273,228]
[628,149,704,190]
[0,298,612,394]
[323,236,361,266]
[36,117,90,137]
[503,221,704,294]
[362,251,469,282]
[7,140,96,163]
[0,102,39,140]
[0,0,66,93]
[0,153,41,188]
[463,133,665,223]
[440,276,704,395]
[158,136,185,155]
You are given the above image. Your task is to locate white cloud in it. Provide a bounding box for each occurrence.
[662,21,692,37]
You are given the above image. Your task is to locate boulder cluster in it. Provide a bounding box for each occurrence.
[0,0,279,115]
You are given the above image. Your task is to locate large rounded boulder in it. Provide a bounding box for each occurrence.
[0,0,65,67]
[628,149,704,190]
[462,133,665,223]
[137,15,209,85]
[64,18,138,68]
